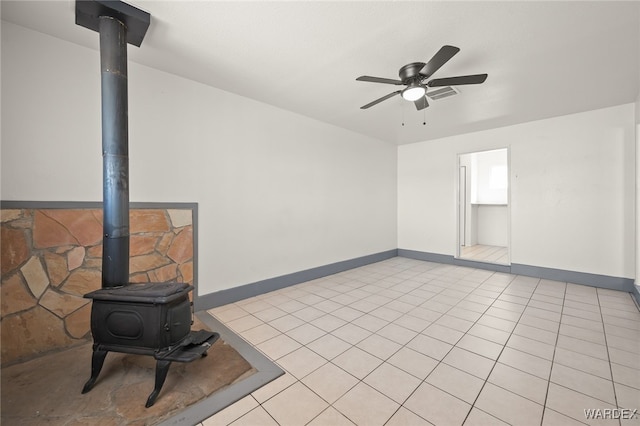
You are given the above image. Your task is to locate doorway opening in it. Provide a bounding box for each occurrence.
[457,148,510,265]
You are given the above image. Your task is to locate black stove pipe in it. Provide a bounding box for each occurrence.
[99,15,130,288]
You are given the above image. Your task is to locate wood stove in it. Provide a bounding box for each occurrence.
[82,282,219,407]
[86,283,193,352]
[76,0,218,408]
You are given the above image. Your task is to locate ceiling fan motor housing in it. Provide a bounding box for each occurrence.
[399,62,426,84]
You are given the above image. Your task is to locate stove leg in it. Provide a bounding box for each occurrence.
[145,359,172,408]
[82,347,108,394]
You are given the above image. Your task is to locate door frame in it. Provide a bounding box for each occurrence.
[455,147,511,265]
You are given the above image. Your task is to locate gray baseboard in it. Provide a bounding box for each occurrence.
[195,249,398,311]
[398,249,635,293]
[632,284,640,308]
[510,263,635,292]
[396,249,453,265]
[197,248,636,310]
[397,249,512,273]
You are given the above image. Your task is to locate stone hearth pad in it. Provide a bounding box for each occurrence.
[0,314,274,425]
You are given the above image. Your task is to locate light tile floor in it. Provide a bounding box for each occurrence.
[460,245,509,264]
[201,257,640,426]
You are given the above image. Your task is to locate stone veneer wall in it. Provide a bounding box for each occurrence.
[1,205,196,366]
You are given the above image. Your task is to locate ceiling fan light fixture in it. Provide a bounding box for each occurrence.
[401,84,426,101]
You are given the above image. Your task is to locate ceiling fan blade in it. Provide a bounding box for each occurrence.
[419,45,460,78]
[428,74,488,87]
[356,76,404,85]
[360,91,401,109]
[414,96,429,111]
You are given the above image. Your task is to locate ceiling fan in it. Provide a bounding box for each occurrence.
[356,45,487,110]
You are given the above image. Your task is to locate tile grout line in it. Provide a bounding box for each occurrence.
[596,288,622,426]
[555,292,628,402]
[240,260,441,425]
[376,268,496,425]
[298,264,497,425]
[538,278,568,426]
[374,268,520,425]
[299,261,452,425]
[458,275,541,426]
[216,262,436,424]
[364,268,484,425]
[316,265,485,425]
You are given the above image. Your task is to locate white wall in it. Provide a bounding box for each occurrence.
[398,104,636,279]
[636,85,640,288]
[473,149,508,247]
[1,22,398,295]
[632,2,639,289]
[472,149,508,205]
[476,205,508,247]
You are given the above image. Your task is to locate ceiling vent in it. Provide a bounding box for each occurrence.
[427,86,459,101]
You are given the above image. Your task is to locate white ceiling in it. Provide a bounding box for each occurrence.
[2,1,639,145]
